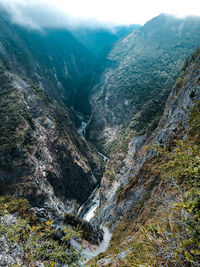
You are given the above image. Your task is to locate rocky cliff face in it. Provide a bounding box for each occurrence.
[94,47,200,229]
[1,9,200,265]
[0,9,108,215]
[90,48,200,265]
[0,61,101,214]
[87,14,200,152]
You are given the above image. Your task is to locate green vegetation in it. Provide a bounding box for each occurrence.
[25,78,51,104]
[127,47,200,136]
[0,12,96,115]
[103,15,200,138]
[127,89,170,135]
[189,101,200,142]
[0,63,33,155]
[104,169,116,181]
[91,99,200,266]
[117,137,200,266]
[0,196,83,266]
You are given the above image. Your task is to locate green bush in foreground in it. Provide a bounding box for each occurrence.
[0,196,83,266]
[99,102,200,267]
[152,141,200,265]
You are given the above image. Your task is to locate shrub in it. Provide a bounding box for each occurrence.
[0,197,83,266]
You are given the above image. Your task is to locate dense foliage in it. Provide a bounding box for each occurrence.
[142,137,200,266]
[107,15,200,135]
[0,10,95,113]
[71,25,140,58]
[0,197,83,266]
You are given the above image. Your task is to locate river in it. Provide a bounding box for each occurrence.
[83,202,99,222]
[71,108,111,264]
[71,108,89,136]
[72,203,112,266]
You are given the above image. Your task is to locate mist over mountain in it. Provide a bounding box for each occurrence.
[0,8,140,115]
[0,9,97,113]
[0,0,139,30]
[0,0,106,30]
[0,7,200,266]
[71,25,140,58]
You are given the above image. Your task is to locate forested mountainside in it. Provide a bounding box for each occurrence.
[0,10,139,116]
[87,14,200,153]
[71,25,140,58]
[0,60,102,213]
[91,46,200,267]
[0,7,200,266]
[0,9,96,113]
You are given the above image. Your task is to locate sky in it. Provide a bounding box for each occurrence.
[0,0,200,29]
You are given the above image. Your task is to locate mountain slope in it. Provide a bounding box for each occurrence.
[71,25,140,58]
[0,10,200,265]
[0,9,95,111]
[0,61,101,213]
[91,47,200,267]
[87,14,200,152]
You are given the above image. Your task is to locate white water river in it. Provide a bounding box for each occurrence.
[70,108,112,264]
[98,152,108,162]
[72,108,89,136]
[71,203,112,266]
[83,203,99,222]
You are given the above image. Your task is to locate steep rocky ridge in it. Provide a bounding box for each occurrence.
[90,48,200,265]
[87,14,200,152]
[0,61,102,214]
[0,9,95,113]
[0,9,109,215]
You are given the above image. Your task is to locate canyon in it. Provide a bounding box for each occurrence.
[0,9,200,266]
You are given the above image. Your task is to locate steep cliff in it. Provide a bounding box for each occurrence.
[0,9,200,265]
[87,14,200,152]
[0,9,95,113]
[91,47,200,266]
[0,61,101,214]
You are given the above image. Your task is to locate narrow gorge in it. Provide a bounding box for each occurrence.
[0,7,200,267]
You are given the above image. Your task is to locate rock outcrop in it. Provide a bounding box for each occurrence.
[0,62,101,214]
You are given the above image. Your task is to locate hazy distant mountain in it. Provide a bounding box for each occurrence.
[87,14,200,151]
[71,25,140,58]
[0,9,95,108]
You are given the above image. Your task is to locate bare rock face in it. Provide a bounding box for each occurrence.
[94,48,200,230]
[0,9,104,214]
[0,64,101,214]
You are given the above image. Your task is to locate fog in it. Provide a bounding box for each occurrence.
[0,0,200,30]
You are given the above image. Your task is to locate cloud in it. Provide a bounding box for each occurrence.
[0,0,200,30]
[0,0,89,30]
[0,0,114,30]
